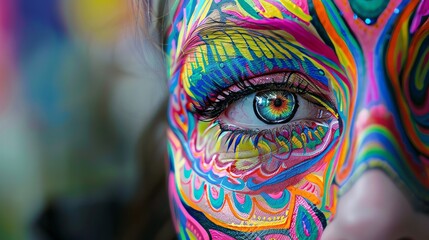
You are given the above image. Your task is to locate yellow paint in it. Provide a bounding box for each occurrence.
[277,138,290,151]
[209,43,221,62]
[259,1,284,19]
[241,33,267,58]
[314,130,321,140]
[257,141,272,153]
[279,0,312,22]
[185,229,197,240]
[291,135,303,148]
[262,37,293,59]
[218,42,230,62]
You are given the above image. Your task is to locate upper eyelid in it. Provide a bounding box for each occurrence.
[194,72,330,120]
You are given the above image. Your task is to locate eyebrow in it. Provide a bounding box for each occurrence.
[175,19,338,68]
[177,20,342,104]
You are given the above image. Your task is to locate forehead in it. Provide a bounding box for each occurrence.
[166,0,421,71]
[167,0,408,33]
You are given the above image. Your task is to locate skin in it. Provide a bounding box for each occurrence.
[165,0,429,239]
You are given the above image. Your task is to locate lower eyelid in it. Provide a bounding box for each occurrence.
[211,119,336,159]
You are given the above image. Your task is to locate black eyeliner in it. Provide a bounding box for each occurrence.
[194,72,311,120]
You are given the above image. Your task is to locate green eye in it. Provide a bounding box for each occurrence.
[253,91,298,124]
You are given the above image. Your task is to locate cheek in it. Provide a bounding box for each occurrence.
[193,119,341,191]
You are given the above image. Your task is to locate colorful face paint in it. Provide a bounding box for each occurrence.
[165,0,429,239]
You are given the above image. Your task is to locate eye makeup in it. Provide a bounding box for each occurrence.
[180,27,341,114]
[193,72,336,121]
[187,71,338,157]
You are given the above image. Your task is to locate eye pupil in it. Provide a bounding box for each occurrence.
[273,98,283,107]
[253,91,298,124]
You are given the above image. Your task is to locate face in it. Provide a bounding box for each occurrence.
[165,0,429,239]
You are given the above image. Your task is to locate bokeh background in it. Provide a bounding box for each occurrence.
[0,0,173,239]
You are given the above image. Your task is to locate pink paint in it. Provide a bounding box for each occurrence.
[267,190,284,199]
[303,220,311,236]
[209,229,236,240]
[194,173,203,189]
[264,233,291,240]
[210,185,219,199]
[364,50,379,104]
[234,192,246,204]
[411,0,429,33]
[225,15,340,67]
[253,0,265,14]
[291,0,309,15]
[269,1,310,25]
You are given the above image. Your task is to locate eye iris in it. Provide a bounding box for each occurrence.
[253,91,297,124]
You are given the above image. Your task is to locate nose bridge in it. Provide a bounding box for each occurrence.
[345,72,411,184]
[343,68,429,212]
[353,67,400,159]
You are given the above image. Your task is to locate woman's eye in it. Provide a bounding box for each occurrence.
[219,89,331,131]
[194,71,340,177]
[254,91,298,124]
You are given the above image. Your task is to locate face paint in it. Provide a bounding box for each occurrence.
[165,0,429,239]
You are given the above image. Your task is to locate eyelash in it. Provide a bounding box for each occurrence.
[216,118,328,152]
[193,71,311,121]
[216,119,288,151]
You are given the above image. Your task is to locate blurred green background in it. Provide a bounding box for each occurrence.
[0,0,172,239]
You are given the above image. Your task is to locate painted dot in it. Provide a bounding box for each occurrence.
[219,63,224,68]
[318,69,325,76]
[394,8,400,14]
[365,18,372,24]
[353,14,358,20]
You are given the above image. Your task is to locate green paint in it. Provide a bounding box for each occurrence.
[237,0,261,19]
[232,192,253,214]
[183,165,192,179]
[192,178,205,200]
[349,0,389,21]
[306,128,323,149]
[296,205,319,240]
[208,185,225,209]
